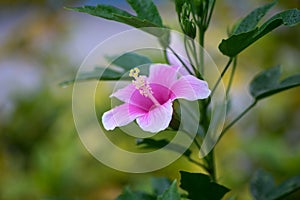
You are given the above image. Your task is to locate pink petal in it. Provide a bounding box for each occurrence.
[136,100,173,133]
[170,75,211,101]
[150,83,173,105]
[102,103,145,130]
[148,64,178,88]
[129,89,155,111]
[110,83,154,111]
[110,84,136,103]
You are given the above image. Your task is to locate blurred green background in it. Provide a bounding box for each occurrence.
[0,0,299,199]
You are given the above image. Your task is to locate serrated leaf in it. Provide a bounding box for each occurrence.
[219,9,300,57]
[250,169,275,200]
[151,177,172,195]
[136,138,192,157]
[179,171,230,200]
[66,4,165,38]
[157,180,181,200]
[116,187,156,200]
[126,0,163,26]
[249,65,300,100]
[266,175,300,199]
[109,52,152,71]
[233,0,276,34]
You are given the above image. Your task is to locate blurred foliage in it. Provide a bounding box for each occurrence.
[0,0,299,199]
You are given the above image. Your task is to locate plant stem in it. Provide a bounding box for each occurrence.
[206,0,216,28]
[205,150,216,181]
[226,57,237,97]
[210,57,233,97]
[219,100,258,140]
[168,46,195,75]
[163,48,169,64]
[199,29,205,76]
[184,36,198,75]
[199,98,217,181]
[187,156,209,172]
[191,39,199,68]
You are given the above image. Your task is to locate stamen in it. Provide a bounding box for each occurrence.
[129,67,160,107]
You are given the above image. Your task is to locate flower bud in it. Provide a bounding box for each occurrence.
[183,18,197,39]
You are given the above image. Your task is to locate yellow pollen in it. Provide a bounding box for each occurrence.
[129,67,140,78]
[129,67,160,106]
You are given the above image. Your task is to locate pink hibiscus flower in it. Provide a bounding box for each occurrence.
[102,64,211,133]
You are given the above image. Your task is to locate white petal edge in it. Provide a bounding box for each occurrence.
[148,64,178,88]
[110,84,136,103]
[136,100,173,133]
[102,103,144,130]
[171,75,211,101]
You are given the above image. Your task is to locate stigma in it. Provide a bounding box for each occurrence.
[129,68,160,107]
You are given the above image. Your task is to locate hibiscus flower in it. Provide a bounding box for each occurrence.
[102,64,210,133]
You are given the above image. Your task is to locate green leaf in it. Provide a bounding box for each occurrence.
[113,14,170,40]
[250,169,300,200]
[233,0,276,34]
[157,180,181,200]
[116,187,156,200]
[67,3,170,48]
[60,52,152,86]
[136,138,192,157]
[59,67,126,87]
[179,171,230,200]
[249,65,300,100]
[108,52,152,71]
[114,14,160,28]
[175,0,185,14]
[66,3,165,37]
[250,169,275,200]
[65,5,132,22]
[219,9,300,57]
[266,175,300,199]
[151,177,171,195]
[126,0,163,26]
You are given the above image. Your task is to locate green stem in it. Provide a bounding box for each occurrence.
[193,136,202,150]
[199,30,205,76]
[168,46,195,75]
[191,39,200,69]
[164,48,169,64]
[199,98,217,181]
[206,0,216,28]
[210,57,233,97]
[205,150,216,181]
[184,36,198,75]
[226,57,237,97]
[187,156,209,172]
[219,100,257,140]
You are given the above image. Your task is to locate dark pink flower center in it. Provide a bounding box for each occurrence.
[129,83,174,112]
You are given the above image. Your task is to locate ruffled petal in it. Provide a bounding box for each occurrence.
[102,103,145,130]
[148,64,178,88]
[170,75,211,101]
[136,100,173,133]
[110,84,136,103]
